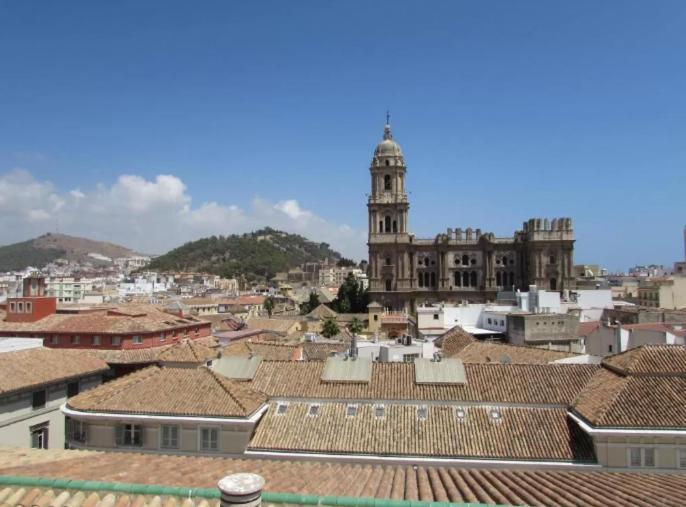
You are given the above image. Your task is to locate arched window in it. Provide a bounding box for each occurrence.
[462,254,469,265]
[508,272,515,287]
[384,174,392,190]
[462,271,469,287]
[392,220,398,233]
[454,271,460,287]
[385,160,390,167]
[496,272,502,286]
[550,278,557,291]
[430,272,436,287]
[386,279,392,291]
[549,255,556,265]
[379,220,383,233]
[385,257,392,266]
[470,271,477,287]
[384,216,391,232]
[454,255,461,265]
[418,272,424,287]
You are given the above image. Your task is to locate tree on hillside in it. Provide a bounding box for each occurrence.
[299,291,321,315]
[336,257,356,267]
[347,317,363,336]
[321,317,339,338]
[331,273,369,314]
[264,296,274,318]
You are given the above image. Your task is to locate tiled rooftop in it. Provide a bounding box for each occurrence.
[0,304,206,334]
[601,344,686,376]
[0,348,108,395]
[222,341,302,361]
[245,361,599,405]
[435,326,476,356]
[452,341,578,364]
[157,339,219,364]
[249,402,595,462]
[2,447,686,506]
[67,366,267,418]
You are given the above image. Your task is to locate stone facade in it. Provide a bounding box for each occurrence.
[367,122,575,311]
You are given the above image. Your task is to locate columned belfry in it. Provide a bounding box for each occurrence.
[366,118,575,312]
[367,118,413,298]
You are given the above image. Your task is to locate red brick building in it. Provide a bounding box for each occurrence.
[0,276,211,350]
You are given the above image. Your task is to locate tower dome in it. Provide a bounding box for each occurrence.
[374,123,404,158]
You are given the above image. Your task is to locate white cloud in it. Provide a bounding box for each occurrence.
[0,169,367,259]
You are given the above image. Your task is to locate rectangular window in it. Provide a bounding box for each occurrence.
[112,336,122,346]
[30,423,49,449]
[200,428,219,451]
[9,302,15,312]
[116,424,143,447]
[374,405,385,418]
[433,314,439,320]
[629,448,656,467]
[92,335,101,346]
[32,390,46,410]
[346,404,358,417]
[487,318,492,324]
[25,302,32,313]
[679,449,686,469]
[17,302,24,312]
[132,335,143,345]
[50,335,59,345]
[608,344,613,353]
[67,381,79,397]
[629,448,641,467]
[68,419,87,443]
[644,448,656,467]
[71,335,80,345]
[160,332,166,342]
[161,425,179,449]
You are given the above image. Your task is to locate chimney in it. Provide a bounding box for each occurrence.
[218,473,265,507]
[350,332,358,359]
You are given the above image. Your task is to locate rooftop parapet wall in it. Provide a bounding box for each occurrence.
[523,217,574,241]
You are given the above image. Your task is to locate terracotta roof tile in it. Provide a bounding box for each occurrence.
[249,402,595,462]
[3,448,686,506]
[573,346,686,428]
[0,304,207,335]
[306,304,338,319]
[302,342,349,361]
[0,348,108,395]
[601,345,686,376]
[245,361,598,405]
[576,321,601,337]
[157,339,219,364]
[245,317,299,334]
[435,326,475,356]
[223,341,302,361]
[67,366,267,418]
[453,341,578,364]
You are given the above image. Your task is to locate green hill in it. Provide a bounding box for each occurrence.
[145,228,343,281]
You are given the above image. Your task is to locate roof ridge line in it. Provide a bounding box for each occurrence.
[205,367,248,413]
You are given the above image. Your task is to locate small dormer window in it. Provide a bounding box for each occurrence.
[490,409,502,421]
[374,405,385,418]
[276,403,288,415]
[346,404,358,417]
[308,404,320,417]
[417,406,428,420]
[455,407,466,420]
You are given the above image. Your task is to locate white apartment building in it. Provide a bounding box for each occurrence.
[0,349,107,450]
[46,277,95,303]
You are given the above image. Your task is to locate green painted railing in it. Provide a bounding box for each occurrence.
[0,475,519,507]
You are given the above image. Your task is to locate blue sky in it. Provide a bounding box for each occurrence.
[0,1,684,270]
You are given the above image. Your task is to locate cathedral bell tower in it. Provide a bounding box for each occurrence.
[367,116,412,307]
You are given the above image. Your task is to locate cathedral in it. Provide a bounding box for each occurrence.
[367,120,575,311]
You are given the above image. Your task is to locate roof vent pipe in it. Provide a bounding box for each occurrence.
[218,473,265,507]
